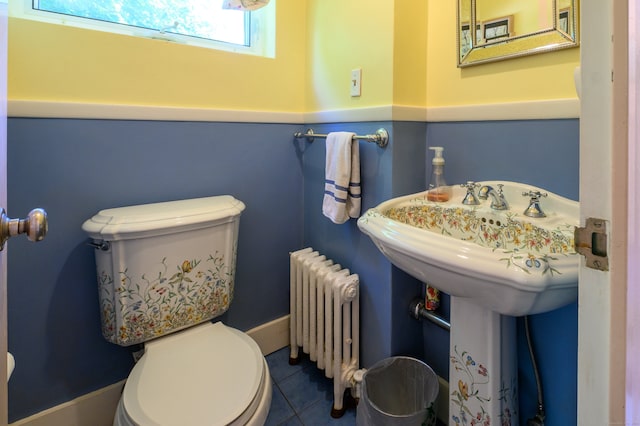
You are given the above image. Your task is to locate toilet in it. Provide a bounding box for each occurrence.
[82,195,272,426]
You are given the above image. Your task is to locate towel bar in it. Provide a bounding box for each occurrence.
[293,128,388,148]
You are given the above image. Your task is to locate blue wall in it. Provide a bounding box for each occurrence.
[7,117,579,425]
[7,119,304,421]
[426,120,579,199]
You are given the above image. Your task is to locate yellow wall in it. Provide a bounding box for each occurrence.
[393,2,428,107]
[8,1,580,113]
[304,0,394,112]
[426,2,580,107]
[8,0,307,112]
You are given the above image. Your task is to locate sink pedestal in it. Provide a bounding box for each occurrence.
[449,296,518,426]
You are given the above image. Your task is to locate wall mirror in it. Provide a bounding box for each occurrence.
[457,0,579,67]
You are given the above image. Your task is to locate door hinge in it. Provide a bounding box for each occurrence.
[574,217,609,271]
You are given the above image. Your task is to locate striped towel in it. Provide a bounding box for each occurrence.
[322,132,361,224]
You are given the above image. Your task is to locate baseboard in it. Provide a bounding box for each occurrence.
[246,315,290,355]
[9,380,125,426]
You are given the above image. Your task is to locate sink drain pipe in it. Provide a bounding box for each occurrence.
[410,299,546,425]
[409,298,450,331]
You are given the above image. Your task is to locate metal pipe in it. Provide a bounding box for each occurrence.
[409,298,450,331]
[525,315,546,426]
[293,128,389,148]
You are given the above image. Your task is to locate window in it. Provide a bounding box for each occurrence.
[12,0,275,57]
[481,16,513,44]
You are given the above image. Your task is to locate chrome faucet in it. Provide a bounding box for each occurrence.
[460,181,480,205]
[522,191,548,218]
[478,184,509,210]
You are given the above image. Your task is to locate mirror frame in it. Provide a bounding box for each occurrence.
[457,0,579,68]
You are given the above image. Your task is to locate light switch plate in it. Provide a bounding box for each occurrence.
[350,68,362,97]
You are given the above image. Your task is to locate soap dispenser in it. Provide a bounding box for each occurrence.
[427,147,452,202]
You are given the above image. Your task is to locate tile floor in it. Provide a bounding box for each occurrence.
[264,346,446,426]
[264,347,357,426]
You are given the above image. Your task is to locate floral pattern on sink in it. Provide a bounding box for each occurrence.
[450,345,492,426]
[450,345,518,426]
[384,201,576,275]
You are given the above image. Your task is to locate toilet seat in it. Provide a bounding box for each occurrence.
[119,322,269,426]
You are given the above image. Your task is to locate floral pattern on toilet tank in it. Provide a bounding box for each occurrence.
[97,251,234,346]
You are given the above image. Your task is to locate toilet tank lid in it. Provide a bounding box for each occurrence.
[82,195,245,240]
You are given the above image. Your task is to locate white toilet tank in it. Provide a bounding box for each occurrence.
[82,195,246,346]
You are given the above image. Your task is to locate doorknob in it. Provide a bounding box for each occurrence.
[0,208,48,251]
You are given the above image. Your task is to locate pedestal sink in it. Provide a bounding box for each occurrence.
[357,181,579,426]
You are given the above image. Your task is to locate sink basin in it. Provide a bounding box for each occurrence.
[357,181,579,316]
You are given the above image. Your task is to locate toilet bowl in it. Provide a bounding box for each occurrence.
[113,322,272,426]
[82,196,271,425]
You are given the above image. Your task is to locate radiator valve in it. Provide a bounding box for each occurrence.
[351,368,367,400]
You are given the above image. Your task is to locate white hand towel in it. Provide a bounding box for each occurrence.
[322,132,361,224]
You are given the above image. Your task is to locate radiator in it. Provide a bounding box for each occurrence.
[289,247,364,418]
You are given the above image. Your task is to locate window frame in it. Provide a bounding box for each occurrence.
[10,0,275,57]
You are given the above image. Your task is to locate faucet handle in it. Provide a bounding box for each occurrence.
[522,191,548,218]
[461,181,480,191]
[522,190,548,200]
[460,181,480,205]
[496,184,505,195]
